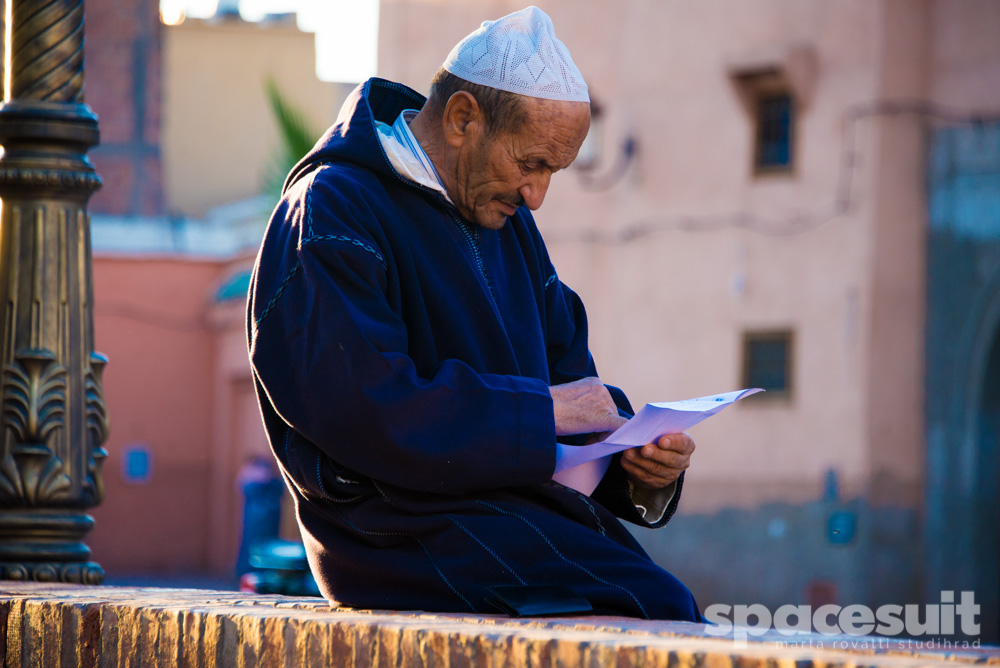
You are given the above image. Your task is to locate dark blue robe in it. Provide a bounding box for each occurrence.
[247,78,701,620]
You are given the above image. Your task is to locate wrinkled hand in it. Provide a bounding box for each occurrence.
[621,433,695,490]
[549,377,628,436]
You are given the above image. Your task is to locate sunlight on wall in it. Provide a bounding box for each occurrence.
[159,0,378,83]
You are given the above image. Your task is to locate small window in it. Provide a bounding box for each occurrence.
[121,445,153,484]
[755,92,794,172]
[742,331,793,399]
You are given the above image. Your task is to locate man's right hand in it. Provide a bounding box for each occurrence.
[549,377,628,436]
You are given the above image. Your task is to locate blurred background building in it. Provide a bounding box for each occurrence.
[64,0,998,640]
[82,0,352,580]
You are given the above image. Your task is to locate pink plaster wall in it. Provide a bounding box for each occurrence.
[88,256,232,575]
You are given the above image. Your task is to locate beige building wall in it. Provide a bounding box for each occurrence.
[162,17,351,217]
[863,0,931,507]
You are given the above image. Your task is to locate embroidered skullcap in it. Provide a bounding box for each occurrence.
[442,6,589,103]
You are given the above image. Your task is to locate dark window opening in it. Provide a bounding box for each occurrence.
[743,331,793,398]
[755,93,794,171]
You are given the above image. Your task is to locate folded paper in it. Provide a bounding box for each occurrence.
[552,388,763,494]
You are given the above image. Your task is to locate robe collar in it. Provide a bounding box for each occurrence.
[375,110,453,204]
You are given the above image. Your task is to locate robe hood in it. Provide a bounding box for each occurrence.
[283,78,427,195]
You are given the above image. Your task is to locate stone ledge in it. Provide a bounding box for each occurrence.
[0,583,996,667]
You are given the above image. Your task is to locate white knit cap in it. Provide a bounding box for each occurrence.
[442,6,589,103]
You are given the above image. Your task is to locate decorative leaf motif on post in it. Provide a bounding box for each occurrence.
[83,352,110,505]
[3,349,67,443]
[0,453,23,498]
[0,348,72,505]
[84,352,109,446]
[84,446,107,506]
[26,453,73,504]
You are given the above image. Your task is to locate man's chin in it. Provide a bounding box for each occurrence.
[472,211,511,231]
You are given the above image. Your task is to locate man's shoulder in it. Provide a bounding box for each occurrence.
[277,158,440,254]
[289,160,388,202]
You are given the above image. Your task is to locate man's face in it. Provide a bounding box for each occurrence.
[451,98,591,230]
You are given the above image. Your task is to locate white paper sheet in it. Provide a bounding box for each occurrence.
[551,388,763,494]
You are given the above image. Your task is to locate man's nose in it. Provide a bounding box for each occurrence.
[519,172,551,210]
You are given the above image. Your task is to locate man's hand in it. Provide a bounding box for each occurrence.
[621,433,695,490]
[549,377,628,436]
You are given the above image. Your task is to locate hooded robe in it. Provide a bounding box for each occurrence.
[247,78,701,620]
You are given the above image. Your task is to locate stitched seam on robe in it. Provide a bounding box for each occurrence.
[474,499,650,619]
[334,508,477,611]
[448,517,526,585]
[302,235,387,271]
[305,163,329,237]
[302,164,389,272]
[256,262,301,327]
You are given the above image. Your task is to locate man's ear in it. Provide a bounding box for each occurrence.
[441,91,483,148]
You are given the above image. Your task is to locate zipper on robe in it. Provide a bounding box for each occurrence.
[446,211,506,328]
[364,88,509,341]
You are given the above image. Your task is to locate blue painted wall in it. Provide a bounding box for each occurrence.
[925,120,1000,643]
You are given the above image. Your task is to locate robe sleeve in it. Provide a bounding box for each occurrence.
[249,172,557,496]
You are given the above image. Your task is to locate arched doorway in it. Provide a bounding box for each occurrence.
[925,259,1000,644]
[976,323,1000,642]
[924,121,1000,644]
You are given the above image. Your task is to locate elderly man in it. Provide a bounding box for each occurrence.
[248,6,701,620]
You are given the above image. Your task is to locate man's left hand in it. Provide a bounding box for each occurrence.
[621,433,695,490]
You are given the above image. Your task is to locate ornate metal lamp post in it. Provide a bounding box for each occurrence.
[0,0,109,584]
